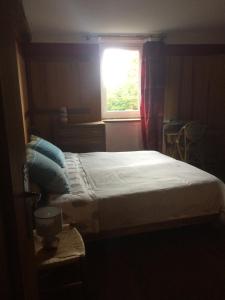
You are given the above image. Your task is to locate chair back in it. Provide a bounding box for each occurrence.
[184,121,206,144]
[176,121,206,166]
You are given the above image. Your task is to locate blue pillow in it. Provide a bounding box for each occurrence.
[27,149,70,194]
[28,135,65,168]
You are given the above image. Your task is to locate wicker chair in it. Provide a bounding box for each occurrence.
[175,121,206,167]
[163,121,185,158]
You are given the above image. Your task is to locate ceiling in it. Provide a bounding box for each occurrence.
[22,0,225,42]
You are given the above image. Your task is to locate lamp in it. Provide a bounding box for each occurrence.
[34,206,63,249]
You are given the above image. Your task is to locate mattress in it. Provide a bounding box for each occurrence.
[49,151,225,234]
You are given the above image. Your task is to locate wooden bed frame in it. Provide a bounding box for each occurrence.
[83,213,220,241]
[26,124,224,242]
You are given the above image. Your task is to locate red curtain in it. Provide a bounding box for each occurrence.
[140,41,166,151]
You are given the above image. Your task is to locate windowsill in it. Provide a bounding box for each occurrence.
[103,118,141,123]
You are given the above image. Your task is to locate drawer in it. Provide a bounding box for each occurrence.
[39,261,82,290]
[59,136,105,145]
[39,283,84,300]
[57,136,106,152]
[57,127,105,138]
[60,142,105,153]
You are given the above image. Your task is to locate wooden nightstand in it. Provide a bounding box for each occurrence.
[34,225,86,300]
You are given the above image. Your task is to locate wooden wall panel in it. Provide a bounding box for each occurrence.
[178,56,193,120]
[25,43,101,139]
[164,56,182,120]
[164,53,225,176]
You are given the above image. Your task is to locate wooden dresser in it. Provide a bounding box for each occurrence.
[53,121,106,153]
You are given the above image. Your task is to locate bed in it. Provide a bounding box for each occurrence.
[48,150,225,238]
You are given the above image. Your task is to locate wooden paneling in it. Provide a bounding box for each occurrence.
[0,187,11,299]
[25,43,101,139]
[166,44,225,56]
[164,53,225,174]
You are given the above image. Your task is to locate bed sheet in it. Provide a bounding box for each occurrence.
[49,151,225,233]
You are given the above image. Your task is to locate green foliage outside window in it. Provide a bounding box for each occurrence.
[106,56,139,112]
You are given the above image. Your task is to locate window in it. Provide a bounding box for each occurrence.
[101,46,141,119]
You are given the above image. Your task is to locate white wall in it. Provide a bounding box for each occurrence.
[105,120,143,152]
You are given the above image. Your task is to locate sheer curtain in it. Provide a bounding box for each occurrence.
[140,41,166,151]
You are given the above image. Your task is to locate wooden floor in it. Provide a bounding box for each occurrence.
[86,222,225,300]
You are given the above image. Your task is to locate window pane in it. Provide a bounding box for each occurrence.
[102,48,140,112]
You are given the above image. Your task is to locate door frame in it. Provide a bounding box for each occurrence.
[0,1,38,299]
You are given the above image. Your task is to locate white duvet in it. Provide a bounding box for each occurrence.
[49,151,225,233]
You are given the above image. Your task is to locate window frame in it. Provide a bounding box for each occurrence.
[100,43,142,120]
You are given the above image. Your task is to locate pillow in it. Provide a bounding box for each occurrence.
[26,148,70,194]
[28,135,65,168]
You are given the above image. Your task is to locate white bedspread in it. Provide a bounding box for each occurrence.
[49,151,225,233]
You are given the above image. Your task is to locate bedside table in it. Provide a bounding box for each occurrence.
[34,225,86,300]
